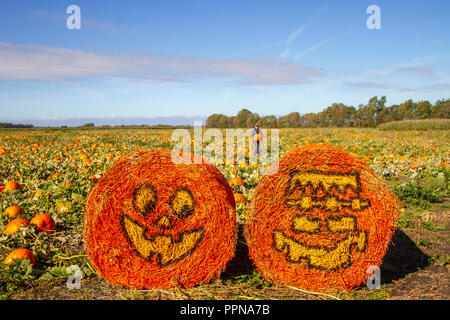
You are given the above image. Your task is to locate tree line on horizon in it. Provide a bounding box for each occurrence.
[0,122,34,128]
[2,96,449,129]
[205,96,450,128]
[0,122,193,129]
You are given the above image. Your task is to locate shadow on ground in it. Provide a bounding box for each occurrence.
[221,225,430,285]
[380,228,430,284]
[221,223,255,280]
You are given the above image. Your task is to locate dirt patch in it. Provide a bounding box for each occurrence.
[380,201,449,299]
[9,204,450,300]
[12,277,124,300]
[388,265,450,300]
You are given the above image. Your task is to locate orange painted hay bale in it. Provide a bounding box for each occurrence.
[84,149,236,289]
[244,144,401,291]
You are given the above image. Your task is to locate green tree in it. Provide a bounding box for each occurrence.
[206,114,230,128]
[435,101,450,118]
[246,112,261,128]
[351,96,387,127]
[320,103,356,127]
[412,100,432,119]
[299,113,320,127]
[397,99,414,120]
[431,99,450,118]
[278,112,301,128]
[233,108,253,127]
[259,115,278,128]
[376,104,401,123]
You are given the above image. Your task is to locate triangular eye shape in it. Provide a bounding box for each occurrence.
[169,188,195,219]
[133,185,157,215]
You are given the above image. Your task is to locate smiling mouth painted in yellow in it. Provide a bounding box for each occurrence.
[121,215,204,267]
[273,227,367,270]
[273,215,367,270]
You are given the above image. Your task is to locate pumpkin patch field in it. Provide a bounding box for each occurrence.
[0,127,448,300]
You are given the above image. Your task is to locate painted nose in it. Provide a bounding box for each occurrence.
[154,214,173,229]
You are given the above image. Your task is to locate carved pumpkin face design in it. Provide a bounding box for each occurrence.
[120,185,204,267]
[84,149,236,289]
[273,170,369,271]
[244,145,400,291]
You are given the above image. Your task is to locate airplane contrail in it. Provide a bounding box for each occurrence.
[280,26,306,58]
[226,40,287,59]
[294,31,350,61]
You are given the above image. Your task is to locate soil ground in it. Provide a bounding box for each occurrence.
[11,201,449,300]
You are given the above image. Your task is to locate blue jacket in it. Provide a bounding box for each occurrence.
[251,129,263,143]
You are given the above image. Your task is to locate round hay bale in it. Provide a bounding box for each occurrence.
[84,149,236,289]
[244,144,401,291]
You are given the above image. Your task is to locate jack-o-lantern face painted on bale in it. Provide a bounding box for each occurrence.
[84,149,236,289]
[244,145,400,291]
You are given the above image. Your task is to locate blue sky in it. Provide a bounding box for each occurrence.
[0,0,449,125]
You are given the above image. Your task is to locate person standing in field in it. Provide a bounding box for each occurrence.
[251,123,263,156]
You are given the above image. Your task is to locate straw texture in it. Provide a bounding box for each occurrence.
[244,144,400,291]
[84,149,236,289]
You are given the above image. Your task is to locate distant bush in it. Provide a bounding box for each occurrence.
[0,122,33,128]
[378,119,450,131]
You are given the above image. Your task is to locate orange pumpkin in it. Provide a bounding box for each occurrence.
[84,149,236,289]
[4,181,21,191]
[234,193,247,204]
[4,249,36,267]
[229,177,245,187]
[30,214,56,233]
[4,219,29,235]
[4,206,25,218]
[245,145,401,291]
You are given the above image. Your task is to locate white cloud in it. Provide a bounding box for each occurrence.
[0,42,325,85]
